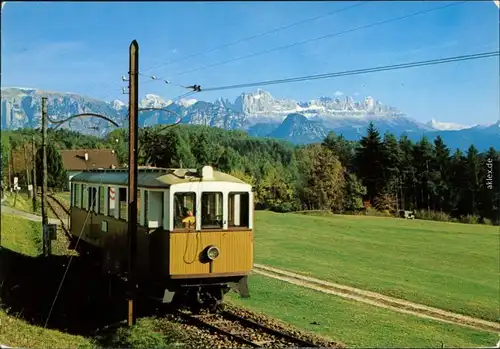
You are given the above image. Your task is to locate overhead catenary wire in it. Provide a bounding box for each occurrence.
[66,2,367,98]
[198,51,499,93]
[140,1,369,74]
[164,1,467,78]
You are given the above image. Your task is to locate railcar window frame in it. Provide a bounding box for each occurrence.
[118,187,127,221]
[107,186,116,217]
[89,186,98,213]
[98,186,106,215]
[228,191,250,229]
[201,191,223,230]
[173,192,196,231]
[82,184,89,211]
[73,183,81,208]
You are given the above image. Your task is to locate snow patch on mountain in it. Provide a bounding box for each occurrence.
[178,98,198,108]
[140,94,170,109]
[112,99,126,110]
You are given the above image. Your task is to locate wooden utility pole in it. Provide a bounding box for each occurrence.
[127,39,139,327]
[41,97,49,256]
[23,144,32,198]
[32,136,38,212]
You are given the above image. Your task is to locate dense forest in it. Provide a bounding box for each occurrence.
[2,123,498,224]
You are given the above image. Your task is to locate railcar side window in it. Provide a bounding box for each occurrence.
[89,187,98,212]
[119,187,127,220]
[74,184,81,208]
[82,185,89,210]
[201,192,223,229]
[147,191,164,228]
[228,192,250,228]
[99,186,106,215]
[107,187,116,216]
[174,192,196,229]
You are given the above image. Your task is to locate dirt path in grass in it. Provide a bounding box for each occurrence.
[1,205,60,225]
[252,264,499,334]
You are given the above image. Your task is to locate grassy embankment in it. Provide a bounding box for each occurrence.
[0,213,186,349]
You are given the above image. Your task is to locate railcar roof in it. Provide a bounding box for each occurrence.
[70,168,247,188]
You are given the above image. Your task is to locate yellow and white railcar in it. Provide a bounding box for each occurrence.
[69,165,253,310]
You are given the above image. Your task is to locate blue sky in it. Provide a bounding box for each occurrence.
[1,1,499,125]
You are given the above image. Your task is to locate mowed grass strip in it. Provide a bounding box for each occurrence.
[227,274,498,348]
[254,211,499,322]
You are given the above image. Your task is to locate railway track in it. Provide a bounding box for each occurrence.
[173,308,321,348]
[43,192,71,239]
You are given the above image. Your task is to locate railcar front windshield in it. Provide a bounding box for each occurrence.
[201,192,223,229]
[174,192,196,229]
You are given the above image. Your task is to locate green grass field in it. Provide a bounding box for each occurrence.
[227,275,497,348]
[254,211,499,322]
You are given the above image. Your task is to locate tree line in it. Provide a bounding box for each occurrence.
[2,124,498,224]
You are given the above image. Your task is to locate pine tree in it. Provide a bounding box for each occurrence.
[322,132,355,169]
[381,132,402,209]
[355,122,384,203]
[465,145,481,215]
[431,136,451,211]
[449,149,467,217]
[412,137,434,211]
[398,135,415,210]
[35,143,67,190]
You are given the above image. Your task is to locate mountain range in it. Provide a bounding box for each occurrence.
[1,87,498,152]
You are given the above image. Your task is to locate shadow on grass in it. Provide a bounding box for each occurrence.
[0,246,136,337]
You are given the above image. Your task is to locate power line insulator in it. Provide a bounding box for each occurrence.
[122,75,129,81]
[185,84,201,92]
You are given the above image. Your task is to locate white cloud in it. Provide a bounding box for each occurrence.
[334,90,344,96]
[172,48,178,54]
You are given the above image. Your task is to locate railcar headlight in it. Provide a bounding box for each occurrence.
[206,245,220,260]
